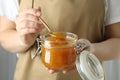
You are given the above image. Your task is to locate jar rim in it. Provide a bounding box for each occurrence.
[40,32,78,48]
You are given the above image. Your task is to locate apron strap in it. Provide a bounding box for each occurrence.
[19,0,33,12]
[32,0,34,8]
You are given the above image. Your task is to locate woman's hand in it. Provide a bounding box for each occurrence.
[15,7,44,47]
[47,39,94,74]
[75,39,94,54]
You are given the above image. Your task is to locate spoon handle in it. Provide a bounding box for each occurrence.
[39,18,52,32]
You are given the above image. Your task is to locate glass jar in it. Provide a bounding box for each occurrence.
[40,32,105,80]
[41,32,78,70]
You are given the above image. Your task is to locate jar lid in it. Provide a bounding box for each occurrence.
[76,50,104,80]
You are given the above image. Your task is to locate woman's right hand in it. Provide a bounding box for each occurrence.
[15,7,44,47]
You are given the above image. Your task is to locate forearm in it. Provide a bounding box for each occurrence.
[0,30,31,53]
[93,38,120,61]
[0,17,32,53]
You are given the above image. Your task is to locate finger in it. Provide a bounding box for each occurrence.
[78,39,94,53]
[47,68,58,74]
[15,13,44,31]
[19,8,41,17]
[75,39,92,54]
[16,20,44,32]
[18,24,44,35]
[19,27,40,35]
[15,13,42,25]
[62,65,76,74]
[49,69,57,74]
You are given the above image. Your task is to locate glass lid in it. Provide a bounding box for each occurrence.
[76,50,105,80]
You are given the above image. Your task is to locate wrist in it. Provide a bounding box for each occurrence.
[18,37,35,51]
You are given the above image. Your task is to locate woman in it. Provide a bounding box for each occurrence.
[0,0,120,80]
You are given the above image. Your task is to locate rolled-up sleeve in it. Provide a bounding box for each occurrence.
[105,0,120,25]
[0,0,19,20]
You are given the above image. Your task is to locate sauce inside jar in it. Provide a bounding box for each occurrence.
[41,32,78,70]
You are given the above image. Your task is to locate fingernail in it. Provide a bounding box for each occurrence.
[49,70,55,74]
[63,71,67,74]
[36,12,40,16]
[49,70,53,74]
